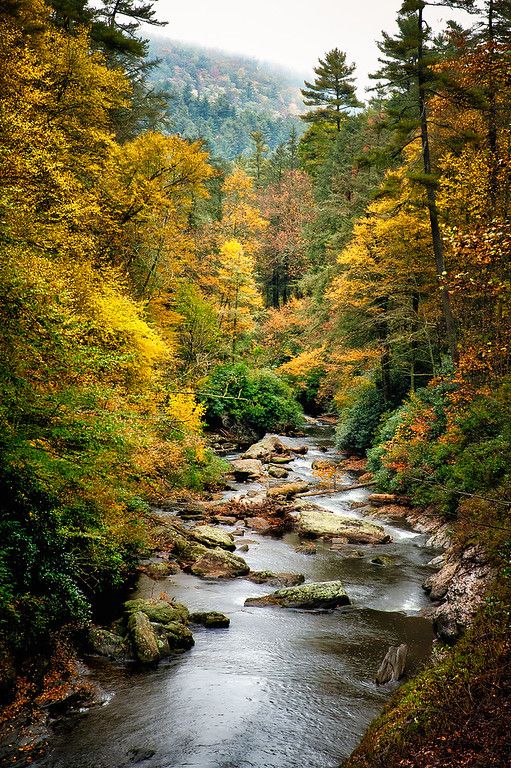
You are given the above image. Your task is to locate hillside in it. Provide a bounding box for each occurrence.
[148,37,304,158]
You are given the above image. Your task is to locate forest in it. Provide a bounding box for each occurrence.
[0,0,510,766]
[148,37,303,158]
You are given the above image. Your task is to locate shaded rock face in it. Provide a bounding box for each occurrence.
[297,505,391,545]
[190,612,230,628]
[190,525,236,551]
[246,571,305,587]
[189,548,250,579]
[88,628,128,660]
[424,546,497,644]
[245,580,350,610]
[230,458,264,481]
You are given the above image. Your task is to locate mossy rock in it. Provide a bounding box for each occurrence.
[245,580,350,610]
[162,621,195,651]
[247,571,305,587]
[128,611,160,664]
[189,548,250,579]
[124,598,189,625]
[88,627,128,659]
[191,525,236,551]
[297,505,390,544]
[190,612,230,628]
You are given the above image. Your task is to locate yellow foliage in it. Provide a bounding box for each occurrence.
[278,347,326,378]
[167,393,205,435]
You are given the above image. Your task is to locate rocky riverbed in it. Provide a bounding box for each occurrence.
[31,421,468,768]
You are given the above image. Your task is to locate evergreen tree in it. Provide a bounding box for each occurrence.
[373,1,462,364]
[301,48,361,131]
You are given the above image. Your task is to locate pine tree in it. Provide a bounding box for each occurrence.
[301,48,361,132]
[373,1,461,364]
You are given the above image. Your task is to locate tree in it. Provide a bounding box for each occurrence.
[249,130,269,187]
[215,239,263,356]
[373,1,460,364]
[301,48,361,132]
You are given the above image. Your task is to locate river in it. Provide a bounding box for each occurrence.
[37,423,437,768]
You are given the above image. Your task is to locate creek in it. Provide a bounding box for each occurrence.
[38,423,437,768]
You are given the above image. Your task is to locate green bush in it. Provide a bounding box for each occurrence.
[335,387,386,454]
[203,363,303,437]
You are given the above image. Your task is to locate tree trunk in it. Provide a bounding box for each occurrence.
[417,6,459,365]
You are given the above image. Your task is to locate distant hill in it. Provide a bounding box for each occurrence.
[148,37,305,160]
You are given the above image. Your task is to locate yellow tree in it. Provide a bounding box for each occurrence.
[215,239,263,356]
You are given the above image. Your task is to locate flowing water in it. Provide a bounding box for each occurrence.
[38,423,438,768]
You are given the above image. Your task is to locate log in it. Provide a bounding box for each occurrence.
[375,644,408,685]
[296,481,376,498]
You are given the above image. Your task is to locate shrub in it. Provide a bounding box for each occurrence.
[335,386,386,454]
[203,363,303,437]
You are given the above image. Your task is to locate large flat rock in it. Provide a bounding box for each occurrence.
[297,504,391,545]
[245,580,350,609]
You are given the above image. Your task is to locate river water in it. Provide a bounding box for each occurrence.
[38,424,437,768]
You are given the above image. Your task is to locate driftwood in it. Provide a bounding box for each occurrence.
[296,481,376,498]
[375,644,408,685]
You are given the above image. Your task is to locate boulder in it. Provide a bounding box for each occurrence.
[297,505,391,545]
[138,560,180,580]
[423,561,458,601]
[247,571,305,587]
[230,458,264,481]
[190,612,230,628]
[160,621,194,652]
[124,598,189,625]
[88,627,128,659]
[267,481,309,498]
[268,466,289,479]
[242,434,308,462]
[242,434,288,461]
[189,548,250,579]
[245,580,350,610]
[238,543,249,552]
[191,525,236,551]
[128,612,160,664]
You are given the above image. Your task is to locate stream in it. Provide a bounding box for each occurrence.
[38,423,437,768]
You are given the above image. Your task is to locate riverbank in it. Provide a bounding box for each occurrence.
[18,423,443,768]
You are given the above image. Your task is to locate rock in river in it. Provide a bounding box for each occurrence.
[124,598,189,625]
[245,580,350,610]
[247,571,305,587]
[191,525,236,551]
[128,612,160,664]
[190,548,250,579]
[190,612,230,628]
[230,458,264,480]
[297,504,390,545]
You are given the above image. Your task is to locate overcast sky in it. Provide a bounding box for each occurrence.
[149,1,473,97]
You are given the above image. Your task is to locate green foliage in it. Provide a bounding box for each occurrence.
[335,387,386,454]
[203,363,303,436]
[368,380,511,520]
